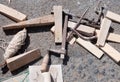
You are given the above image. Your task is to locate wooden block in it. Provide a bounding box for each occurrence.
[0,4,27,22]
[29,65,63,82]
[6,49,41,71]
[96,18,111,46]
[76,38,104,59]
[106,11,120,23]
[68,21,95,36]
[100,43,120,63]
[53,6,63,43]
[3,15,54,30]
[96,30,120,43]
[69,37,76,45]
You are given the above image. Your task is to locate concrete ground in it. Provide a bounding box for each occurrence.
[0,0,120,82]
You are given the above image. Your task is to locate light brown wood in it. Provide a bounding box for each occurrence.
[76,38,104,59]
[96,18,111,46]
[51,21,95,36]
[100,43,120,63]
[53,6,63,43]
[96,30,120,43]
[68,21,95,36]
[41,54,49,72]
[6,48,41,71]
[3,15,54,30]
[106,11,120,23]
[0,4,27,22]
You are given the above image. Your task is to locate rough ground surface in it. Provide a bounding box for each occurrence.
[0,0,120,82]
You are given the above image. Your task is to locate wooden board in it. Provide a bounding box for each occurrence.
[53,6,63,43]
[29,65,63,82]
[76,38,104,59]
[68,21,95,36]
[3,15,54,30]
[6,49,41,71]
[50,21,95,36]
[2,73,28,82]
[100,43,120,63]
[96,30,120,43]
[0,4,27,22]
[96,18,111,46]
[106,11,120,23]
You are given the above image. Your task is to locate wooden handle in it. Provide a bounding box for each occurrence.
[41,54,49,72]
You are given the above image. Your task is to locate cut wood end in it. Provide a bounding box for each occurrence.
[60,54,65,59]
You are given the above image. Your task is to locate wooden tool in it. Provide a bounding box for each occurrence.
[96,18,111,47]
[53,6,63,43]
[41,54,50,72]
[76,38,104,59]
[2,15,54,30]
[106,11,120,23]
[6,48,41,71]
[0,4,27,22]
[60,11,69,59]
[67,7,89,42]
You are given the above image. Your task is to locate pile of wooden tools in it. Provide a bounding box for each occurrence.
[1,2,120,82]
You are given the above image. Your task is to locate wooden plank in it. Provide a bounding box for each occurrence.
[68,21,95,36]
[0,4,27,22]
[3,15,54,30]
[106,11,120,23]
[69,37,76,45]
[96,30,120,43]
[50,21,95,36]
[100,43,120,63]
[96,18,111,46]
[6,49,41,71]
[76,38,104,59]
[29,65,63,82]
[53,6,63,43]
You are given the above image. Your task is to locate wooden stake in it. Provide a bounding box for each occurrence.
[41,54,49,72]
[53,6,63,43]
[3,15,54,30]
[100,43,120,63]
[76,38,104,59]
[106,11,120,23]
[96,18,111,46]
[0,4,27,22]
[6,49,41,71]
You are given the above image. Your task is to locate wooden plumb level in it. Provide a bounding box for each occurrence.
[96,18,111,47]
[6,49,41,71]
[106,11,120,23]
[76,38,104,59]
[3,15,54,30]
[0,4,27,22]
[53,6,63,43]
